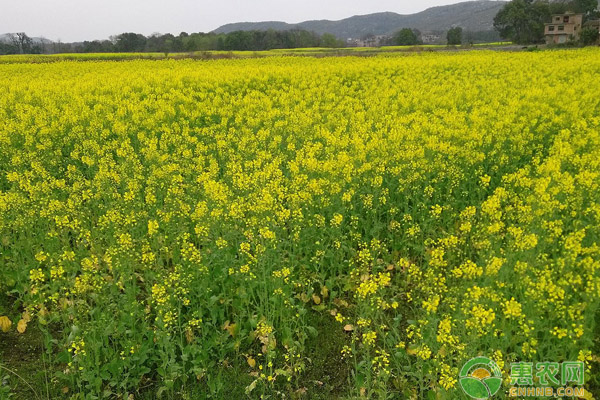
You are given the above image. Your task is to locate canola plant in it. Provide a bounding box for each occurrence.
[0,49,599,398]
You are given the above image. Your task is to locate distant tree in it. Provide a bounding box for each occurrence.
[8,32,36,54]
[170,34,184,52]
[321,33,341,48]
[580,26,600,45]
[115,33,147,52]
[548,1,571,15]
[67,28,347,54]
[8,33,21,52]
[294,29,320,48]
[463,30,503,44]
[35,37,50,53]
[81,40,114,53]
[393,28,420,45]
[222,30,253,50]
[158,33,184,54]
[493,0,552,44]
[82,41,100,52]
[187,33,220,51]
[145,33,164,52]
[162,39,173,56]
[0,41,17,55]
[572,0,599,18]
[216,35,226,50]
[447,27,463,45]
[53,40,64,53]
[262,29,279,49]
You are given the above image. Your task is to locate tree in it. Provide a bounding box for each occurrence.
[222,30,253,50]
[158,33,183,54]
[114,33,147,52]
[52,28,347,54]
[447,27,463,45]
[145,33,164,52]
[572,0,599,18]
[0,41,17,55]
[321,33,341,48]
[8,32,37,54]
[493,0,552,44]
[463,30,503,44]
[9,33,21,53]
[393,28,420,45]
[580,26,600,45]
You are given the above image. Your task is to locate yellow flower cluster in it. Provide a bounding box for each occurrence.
[1,49,599,398]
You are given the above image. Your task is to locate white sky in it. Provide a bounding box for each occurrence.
[0,0,500,42]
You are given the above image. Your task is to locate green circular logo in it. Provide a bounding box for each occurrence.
[459,357,503,399]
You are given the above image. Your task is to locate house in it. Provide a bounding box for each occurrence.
[421,33,442,44]
[346,38,361,47]
[363,35,389,47]
[544,12,583,44]
[346,35,389,47]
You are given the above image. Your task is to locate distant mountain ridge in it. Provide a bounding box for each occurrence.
[213,1,508,38]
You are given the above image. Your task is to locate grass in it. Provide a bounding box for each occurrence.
[0,326,58,400]
[292,312,351,399]
[0,311,351,400]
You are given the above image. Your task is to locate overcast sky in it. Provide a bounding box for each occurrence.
[0,0,498,42]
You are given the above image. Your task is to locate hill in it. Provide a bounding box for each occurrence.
[213,1,508,38]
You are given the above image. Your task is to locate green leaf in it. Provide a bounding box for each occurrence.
[245,379,257,395]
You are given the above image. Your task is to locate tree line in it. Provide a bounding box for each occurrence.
[0,30,346,55]
[1,27,507,56]
[367,28,498,46]
[0,33,44,55]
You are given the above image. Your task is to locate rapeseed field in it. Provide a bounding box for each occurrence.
[0,49,599,399]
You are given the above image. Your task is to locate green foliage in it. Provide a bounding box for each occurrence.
[447,27,463,45]
[2,29,348,55]
[572,0,600,17]
[320,33,344,48]
[493,0,553,45]
[462,30,503,44]
[114,32,147,52]
[0,33,42,56]
[93,29,345,53]
[0,42,18,56]
[581,26,600,45]
[393,28,421,46]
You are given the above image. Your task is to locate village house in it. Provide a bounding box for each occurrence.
[544,12,583,44]
[421,32,442,44]
[346,35,389,47]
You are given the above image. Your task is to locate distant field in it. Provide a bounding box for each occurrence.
[0,49,598,399]
[0,42,515,63]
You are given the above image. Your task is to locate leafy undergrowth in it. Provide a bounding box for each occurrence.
[0,326,58,400]
[0,310,350,400]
